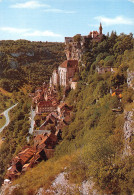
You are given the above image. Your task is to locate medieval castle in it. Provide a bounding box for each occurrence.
[50,23,104,89]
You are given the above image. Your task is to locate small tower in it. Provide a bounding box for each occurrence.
[99,23,103,35]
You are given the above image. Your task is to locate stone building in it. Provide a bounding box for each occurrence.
[51,69,59,86]
[36,100,56,114]
[58,60,78,87]
[49,24,104,89]
[96,66,118,74]
[50,60,78,88]
[65,23,104,61]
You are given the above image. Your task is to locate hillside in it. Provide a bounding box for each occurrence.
[0,40,66,186]
[0,40,66,92]
[0,33,134,194]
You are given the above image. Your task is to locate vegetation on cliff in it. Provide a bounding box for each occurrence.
[0,32,134,194]
[0,40,66,92]
[0,92,31,185]
[0,40,65,185]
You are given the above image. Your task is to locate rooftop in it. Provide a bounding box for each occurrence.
[38,100,53,107]
[59,60,78,68]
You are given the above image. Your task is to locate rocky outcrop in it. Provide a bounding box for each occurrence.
[26,52,34,56]
[10,52,24,57]
[123,69,134,156]
[123,110,134,156]
[127,69,134,90]
[0,182,20,195]
[10,51,34,57]
[44,172,99,195]
[65,41,84,61]
[9,60,18,69]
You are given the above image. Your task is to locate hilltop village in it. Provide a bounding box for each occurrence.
[5,77,73,180]
[6,64,78,180]
[4,24,132,183]
[5,24,105,181]
[0,19,133,195]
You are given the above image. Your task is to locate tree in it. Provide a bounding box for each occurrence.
[73,34,82,43]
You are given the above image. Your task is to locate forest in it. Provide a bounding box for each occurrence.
[0,32,134,194]
[0,40,65,185]
[54,32,134,194]
[0,40,66,92]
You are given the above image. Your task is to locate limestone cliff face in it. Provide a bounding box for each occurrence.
[127,69,134,90]
[123,70,134,156]
[123,110,134,156]
[65,40,84,61]
[64,24,104,61]
[11,52,34,57]
[9,59,18,69]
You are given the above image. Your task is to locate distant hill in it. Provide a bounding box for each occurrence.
[0,40,66,92]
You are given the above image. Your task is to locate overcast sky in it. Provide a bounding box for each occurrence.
[0,0,134,42]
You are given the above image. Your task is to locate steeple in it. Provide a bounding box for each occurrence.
[99,23,102,35]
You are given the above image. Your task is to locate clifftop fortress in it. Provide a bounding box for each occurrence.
[65,23,103,60]
[50,24,104,89]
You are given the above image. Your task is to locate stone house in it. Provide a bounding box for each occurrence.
[36,133,58,150]
[38,112,58,132]
[6,132,58,180]
[36,100,56,114]
[6,147,37,180]
[50,60,78,88]
[34,134,46,147]
[58,60,78,87]
[57,103,71,114]
[96,66,118,74]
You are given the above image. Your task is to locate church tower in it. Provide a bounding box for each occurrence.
[99,23,103,35]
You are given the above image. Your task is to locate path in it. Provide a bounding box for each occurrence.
[0,103,18,133]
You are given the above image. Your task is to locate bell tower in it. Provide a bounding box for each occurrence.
[99,23,102,35]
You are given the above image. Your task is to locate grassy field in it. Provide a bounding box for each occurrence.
[12,154,75,194]
[0,115,6,129]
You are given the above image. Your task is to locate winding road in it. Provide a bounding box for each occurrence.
[0,103,18,133]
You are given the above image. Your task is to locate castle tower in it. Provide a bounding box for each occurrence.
[99,23,103,35]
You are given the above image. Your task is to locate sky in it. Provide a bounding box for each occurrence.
[0,0,134,42]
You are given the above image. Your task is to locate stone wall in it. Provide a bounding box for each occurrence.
[127,70,134,90]
[123,110,134,156]
[123,69,134,156]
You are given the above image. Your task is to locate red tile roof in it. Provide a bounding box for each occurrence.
[49,133,57,142]
[39,133,57,147]
[39,134,50,146]
[18,147,36,164]
[34,134,45,141]
[38,101,53,107]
